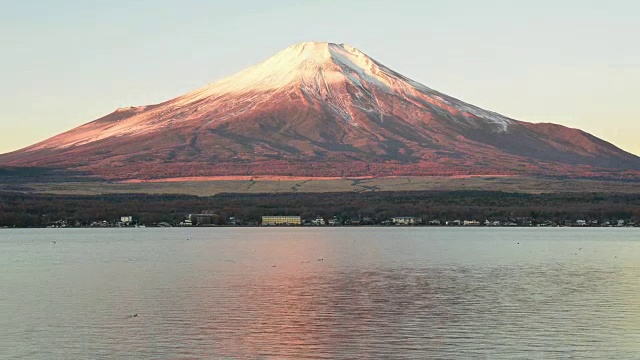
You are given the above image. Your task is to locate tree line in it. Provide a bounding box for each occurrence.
[1,190,639,228]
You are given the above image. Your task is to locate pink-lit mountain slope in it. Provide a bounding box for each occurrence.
[1,42,638,180]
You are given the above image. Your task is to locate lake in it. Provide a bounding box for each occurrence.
[1,228,639,359]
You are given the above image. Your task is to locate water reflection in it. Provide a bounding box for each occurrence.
[195,264,636,359]
[1,228,639,359]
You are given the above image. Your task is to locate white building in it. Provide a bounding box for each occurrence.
[392,217,417,225]
[311,216,326,226]
[121,216,133,223]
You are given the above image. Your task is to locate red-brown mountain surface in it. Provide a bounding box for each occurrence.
[1,42,639,180]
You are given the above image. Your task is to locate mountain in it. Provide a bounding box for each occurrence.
[1,42,639,180]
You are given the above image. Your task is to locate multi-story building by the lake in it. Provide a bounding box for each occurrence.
[261,216,302,226]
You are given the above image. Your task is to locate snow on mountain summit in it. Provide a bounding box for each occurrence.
[176,42,513,131]
[180,42,386,99]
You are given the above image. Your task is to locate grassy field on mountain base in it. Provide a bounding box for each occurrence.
[1,176,638,196]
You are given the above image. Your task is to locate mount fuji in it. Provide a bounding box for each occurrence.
[1,42,638,180]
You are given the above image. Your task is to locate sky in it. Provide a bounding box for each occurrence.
[1,0,639,155]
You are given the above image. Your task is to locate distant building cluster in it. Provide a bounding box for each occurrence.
[12,212,638,229]
[250,216,638,228]
[180,211,219,226]
[42,216,142,228]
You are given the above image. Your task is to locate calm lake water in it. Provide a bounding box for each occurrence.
[1,228,639,359]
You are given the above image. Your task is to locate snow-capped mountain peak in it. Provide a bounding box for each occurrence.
[181,42,384,98]
[176,42,513,131]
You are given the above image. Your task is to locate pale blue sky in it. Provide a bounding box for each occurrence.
[1,0,639,155]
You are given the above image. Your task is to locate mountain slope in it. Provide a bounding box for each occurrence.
[1,42,638,180]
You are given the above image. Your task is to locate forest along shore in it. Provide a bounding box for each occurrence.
[1,191,638,228]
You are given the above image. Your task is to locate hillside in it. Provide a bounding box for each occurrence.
[1,42,638,180]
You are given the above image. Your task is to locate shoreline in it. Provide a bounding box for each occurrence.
[3,225,638,230]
